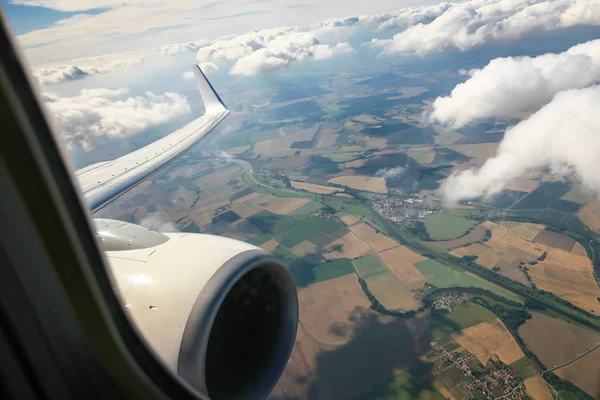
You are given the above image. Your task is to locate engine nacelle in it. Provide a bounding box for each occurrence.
[95,219,298,399]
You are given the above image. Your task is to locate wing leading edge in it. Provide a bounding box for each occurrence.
[76,65,229,213]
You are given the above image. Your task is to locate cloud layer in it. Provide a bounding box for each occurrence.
[34,56,144,85]
[44,88,191,150]
[371,0,600,56]
[441,85,600,204]
[430,38,600,127]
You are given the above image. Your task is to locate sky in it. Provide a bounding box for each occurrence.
[3,0,600,203]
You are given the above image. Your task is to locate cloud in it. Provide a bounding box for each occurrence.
[441,85,600,205]
[33,56,145,85]
[430,39,600,127]
[182,71,194,80]
[182,62,217,80]
[197,29,354,76]
[158,41,206,56]
[376,166,405,179]
[43,88,191,150]
[139,212,178,232]
[371,0,600,56]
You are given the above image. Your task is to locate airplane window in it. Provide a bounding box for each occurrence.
[4,0,600,399]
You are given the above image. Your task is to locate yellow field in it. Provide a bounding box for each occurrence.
[226,145,250,155]
[322,232,371,260]
[260,239,279,252]
[351,223,400,252]
[329,175,388,193]
[193,167,240,190]
[507,222,545,241]
[353,114,379,124]
[251,194,310,214]
[230,202,262,218]
[452,318,524,365]
[253,127,316,155]
[340,215,360,226]
[291,241,319,258]
[345,159,368,168]
[450,243,490,258]
[528,248,600,314]
[378,246,427,289]
[291,181,343,194]
[504,179,540,193]
[524,377,553,400]
[448,143,499,168]
[481,220,498,230]
[365,273,421,311]
[572,242,587,255]
[231,191,261,204]
[578,196,600,231]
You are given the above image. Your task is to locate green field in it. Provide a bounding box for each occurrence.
[280,217,345,248]
[290,200,325,216]
[509,357,537,379]
[353,367,444,400]
[246,233,271,246]
[512,181,571,210]
[353,254,387,279]
[423,213,478,240]
[430,302,496,344]
[414,259,522,303]
[212,210,241,223]
[247,210,300,238]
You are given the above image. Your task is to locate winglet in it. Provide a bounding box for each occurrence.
[192,64,228,114]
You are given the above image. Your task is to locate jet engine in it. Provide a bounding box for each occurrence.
[95,219,298,399]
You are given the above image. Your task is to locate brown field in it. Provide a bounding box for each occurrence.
[291,240,320,258]
[365,272,421,311]
[226,145,250,155]
[259,239,279,252]
[229,202,262,218]
[272,309,432,400]
[251,194,310,214]
[481,220,499,230]
[335,193,353,198]
[496,258,530,286]
[193,167,240,190]
[322,232,371,260]
[519,313,600,367]
[351,223,400,252]
[329,175,388,193]
[578,196,600,231]
[450,243,490,258]
[474,249,504,269]
[555,347,600,399]
[507,222,545,241]
[340,214,360,226]
[572,241,587,255]
[452,318,524,365]
[366,137,388,149]
[378,246,428,290]
[253,127,316,155]
[291,180,343,194]
[504,179,540,193]
[345,158,368,168]
[533,230,575,251]
[524,377,553,400]
[231,191,261,204]
[434,225,487,250]
[528,248,600,313]
[409,147,436,165]
[448,143,500,168]
[354,114,379,124]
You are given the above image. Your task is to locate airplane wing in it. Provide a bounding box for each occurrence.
[75,64,229,212]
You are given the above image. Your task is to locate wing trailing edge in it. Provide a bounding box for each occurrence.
[76,64,229,212]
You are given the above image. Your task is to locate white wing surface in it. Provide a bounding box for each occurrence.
[76,65,229,212]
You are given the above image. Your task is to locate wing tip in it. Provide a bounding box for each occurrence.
[192,64,228,114]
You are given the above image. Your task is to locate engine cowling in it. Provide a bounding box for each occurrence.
[96,219,298,399]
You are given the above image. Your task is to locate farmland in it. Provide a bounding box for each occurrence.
[423,213,478,241]
[554,347,600,399]
[328,175,389,193]
[452,318,525,365]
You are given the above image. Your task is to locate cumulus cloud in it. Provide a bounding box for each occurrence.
[182,62,217,80]
[441,85,600,204]
[33,56,145,85]
[43,88,191,150]
[430,39,600,127]
[196,28,353,76]
[376,166,406,179]
[158,41,207,56]
[371,0,600,56]
[139,212,178,232]
[182,71,194,80]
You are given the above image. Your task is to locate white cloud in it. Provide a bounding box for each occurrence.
[441,85,600,204]
[430,39,600,127]
[371,0,600,56]
[43,88,191,150]
[197,29,354,76]
[199,61,219,74]
[182,71,194,80]
[33,56,145,85]
[376,166,406,179]
[139,212,178,232]
[158,41,206,56]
